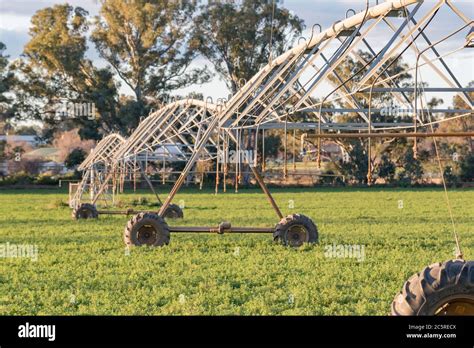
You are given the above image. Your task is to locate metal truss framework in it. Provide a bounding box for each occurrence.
[75,99,224,208]
[114,99,221,162]
[73,0,473,227]
[155,0,473,219]
[71,134,125,208]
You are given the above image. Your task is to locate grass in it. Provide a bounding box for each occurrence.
[0,186,473,315]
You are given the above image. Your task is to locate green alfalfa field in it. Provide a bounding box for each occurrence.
[0,187,473,315]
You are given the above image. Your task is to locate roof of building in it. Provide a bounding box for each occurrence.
[24,147,60,162]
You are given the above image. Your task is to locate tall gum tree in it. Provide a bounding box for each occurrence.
[91,0,210,102]
[18,4,114,140]
[193,0,304,94]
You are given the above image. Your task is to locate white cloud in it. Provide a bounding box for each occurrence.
[0,13,31,33]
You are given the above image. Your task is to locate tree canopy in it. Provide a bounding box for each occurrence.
[91,0,210,101]
[193,0,304,94]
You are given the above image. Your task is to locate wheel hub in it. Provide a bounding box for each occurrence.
[286,224,308,247]
[435,298,474,316]
[137,225,158,245]
[79,209,92,218]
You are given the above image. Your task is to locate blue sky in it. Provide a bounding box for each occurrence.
[1,0,473,103]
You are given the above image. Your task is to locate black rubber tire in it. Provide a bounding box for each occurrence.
[273,214,318,247]
[124,212,170,247]
[72,203,98,220]
[392,260,474,316]
[163,204,184,219]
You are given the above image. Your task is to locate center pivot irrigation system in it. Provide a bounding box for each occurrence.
[71,99,225,219]
[72,0,473,315]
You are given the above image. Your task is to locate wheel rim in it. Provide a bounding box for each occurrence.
[286,224,308,247]
[137,225,158,245]
[79,208,92,219]
[434,297,474,316]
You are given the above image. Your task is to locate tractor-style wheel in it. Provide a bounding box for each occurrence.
[274,214,318,248]
[124,212,170,247]
[72,203,98,220]
[392,260,474,316]
[163,203,184,219]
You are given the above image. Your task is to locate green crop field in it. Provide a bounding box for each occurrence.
[0,187,473,315]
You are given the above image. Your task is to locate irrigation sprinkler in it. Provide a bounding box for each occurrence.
[305,131,474,139]
[71,133,125,218]
[73,99,224,220]
[125,0,470,249]
[390,16,473,316]
[69,0,473,315]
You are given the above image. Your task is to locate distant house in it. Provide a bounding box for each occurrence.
[24,147,60,162]
[0,134,67,175]
[302,142,344,162]
[153,144,186,161]
[23,147,67,174]
[0,135,43,175]
[134,145,186,162]
[323,143,344,160]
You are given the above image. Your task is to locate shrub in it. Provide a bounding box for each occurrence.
[443,166,458,187]
[396,148,423,185]
[34,174,58,185]
[377,154,396,183]
[460,154,474,182]
[4,172,35,185]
